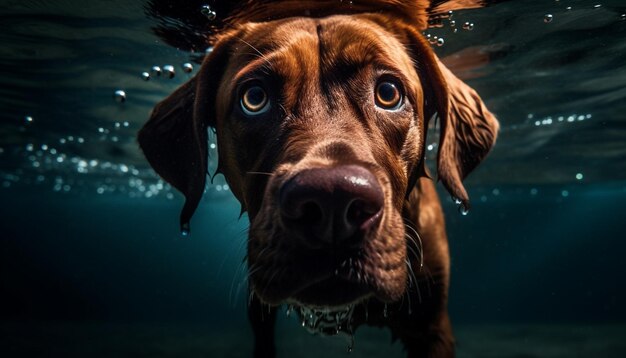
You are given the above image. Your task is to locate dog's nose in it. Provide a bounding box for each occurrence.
[279,165,383,247]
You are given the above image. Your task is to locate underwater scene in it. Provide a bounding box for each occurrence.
[1,0,625,357]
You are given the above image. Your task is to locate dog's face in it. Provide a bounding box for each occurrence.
[216,16,426,306]
[139,13,497,309]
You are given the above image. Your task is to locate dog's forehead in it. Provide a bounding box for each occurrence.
[226,15,417,82]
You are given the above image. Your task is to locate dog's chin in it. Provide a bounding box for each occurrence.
[291,276,372,307]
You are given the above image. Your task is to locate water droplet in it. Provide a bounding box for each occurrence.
[449,20,456,27]
[141,71,150,81]
[151,66,162,76]
[114,90,126,103]
[428,36,438,45]
[182,63,193,73]
[436,37,445,47]
[163,65,175,79]
[566,6,572,11]
[347,332,354,353]
[575,173,583,180]
[561,190,569,197]
[181,222,190,237]
[462,22,474,31]
[206,46,214,54]
[544,14,553,23]
[25,115,33,123]
[621,14,626,20]
[593,4,601,9]
[201,5,217,20]
[458,204,469,216]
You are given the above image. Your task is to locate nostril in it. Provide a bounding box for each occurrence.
[346,197,382,230]
[297,201,324,226]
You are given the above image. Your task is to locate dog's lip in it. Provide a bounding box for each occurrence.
[289,274,372,307]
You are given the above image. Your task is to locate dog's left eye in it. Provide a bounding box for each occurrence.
[241,85,270,115]
[375,81,403,110]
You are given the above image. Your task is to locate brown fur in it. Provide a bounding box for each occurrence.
[139,2,498,357]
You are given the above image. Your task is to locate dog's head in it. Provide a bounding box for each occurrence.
[139,6,498,308]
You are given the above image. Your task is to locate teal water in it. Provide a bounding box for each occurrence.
[1,0,625,357]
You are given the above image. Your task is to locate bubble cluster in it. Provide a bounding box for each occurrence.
[532,113,592,127]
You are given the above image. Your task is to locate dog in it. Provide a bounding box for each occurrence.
[139,1,498,357]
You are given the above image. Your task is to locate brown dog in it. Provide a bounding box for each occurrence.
[139,1,498,357]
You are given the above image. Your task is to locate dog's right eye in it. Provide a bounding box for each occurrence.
[240,85,270,115]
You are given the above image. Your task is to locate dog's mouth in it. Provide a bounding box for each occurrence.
[290,303,356,336]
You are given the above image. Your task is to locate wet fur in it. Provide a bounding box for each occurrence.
[139,2,498,357]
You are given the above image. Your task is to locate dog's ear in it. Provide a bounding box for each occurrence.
[137,34,235,234]
[408,29,499,211]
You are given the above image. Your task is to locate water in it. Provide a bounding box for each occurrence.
[1,0,625,357]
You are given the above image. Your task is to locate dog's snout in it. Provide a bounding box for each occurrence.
[279,165,383,247]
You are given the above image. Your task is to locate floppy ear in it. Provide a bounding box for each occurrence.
[137,35,235,234]
[407,28,499,211]
[435,59,499,211]
[138,77,204,234]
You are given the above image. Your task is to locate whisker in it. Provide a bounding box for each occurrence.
[235,36,272,67]
[246,171,273,176]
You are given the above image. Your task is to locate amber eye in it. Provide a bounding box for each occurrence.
[375,81,403,110]
[240,85,269,115]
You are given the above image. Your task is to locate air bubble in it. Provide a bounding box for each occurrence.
[462,22,474,31]
[201,5,217,20]
[114,90,126,103]
[141,71,150,81]
[25,115,33,123]
[182,63,193,73]
[458,205,469,216]
[544,14,553,23]
[181,222,190,237]
[575,173,583,180]
[561,190,569,197]
[436,37,445,47]
[163,65,175,79]
[151,66,162,76]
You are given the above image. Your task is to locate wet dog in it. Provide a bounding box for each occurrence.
[139,1,498,357]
